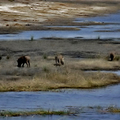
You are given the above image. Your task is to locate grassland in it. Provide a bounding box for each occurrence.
[0,39,120,92]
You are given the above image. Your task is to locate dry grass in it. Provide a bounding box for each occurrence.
[0,71,119,91]
[0,57,120,92]
[107,106,120,113]
[68,59,120,70]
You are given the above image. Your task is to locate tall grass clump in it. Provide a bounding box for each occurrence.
[97,35,100,40]
[30,36,34,41]
[43,53,48,59]
[43,66,50,73]
[6,55,10,60]
[0,110,71,117]
[107,106,120,113]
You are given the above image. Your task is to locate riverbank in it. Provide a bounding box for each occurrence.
[0,0,120,33]
[0,39,120,91]
[0,106,120,117]
[0,0,120,91]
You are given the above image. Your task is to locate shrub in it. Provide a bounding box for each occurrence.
[6,55,10,60]
[43,67,49,73]
[30,36,34,41]
[43,54,48,59]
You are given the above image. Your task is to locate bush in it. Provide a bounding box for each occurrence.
[30,36,34,41]
[43,54,48,59]
[6,55,10,60]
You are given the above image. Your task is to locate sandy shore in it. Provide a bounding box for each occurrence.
[0,0,120,33]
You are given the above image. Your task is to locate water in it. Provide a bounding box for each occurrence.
[0,12,120,40]
[0,85,120,111]
[74,11,120,39]
[75,12,120,23]
[0,84,120,119]
[0,12,120,119]
[0,70,120,120]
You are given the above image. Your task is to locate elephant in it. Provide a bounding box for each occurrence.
[55,54,64,66]
[17,56,30,67]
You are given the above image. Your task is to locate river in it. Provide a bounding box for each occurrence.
[0,11,120,120]
[0,83,120,119]
[0,12,120,40]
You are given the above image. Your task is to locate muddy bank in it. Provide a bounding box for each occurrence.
[0,38,120,58]
[0,0,120,33]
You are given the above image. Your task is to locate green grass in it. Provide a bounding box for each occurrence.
[1,106,120,117]
[0,110,71,117]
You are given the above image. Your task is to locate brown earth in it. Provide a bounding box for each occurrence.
[0,0,120,33]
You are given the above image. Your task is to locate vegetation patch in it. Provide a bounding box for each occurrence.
[107,106,120,113]
[0,66,120,92]
[0,110,71,117]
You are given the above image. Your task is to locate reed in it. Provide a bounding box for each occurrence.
[0,110,71,117]
[107,106,120,113]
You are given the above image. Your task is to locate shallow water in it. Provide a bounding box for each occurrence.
[0,12,120,119]
[0,113,120,120]
[75,12,120,23]
[0,85,120,111]
[0,12,120,40]
[0,70,120,120]
[0,84,120,119]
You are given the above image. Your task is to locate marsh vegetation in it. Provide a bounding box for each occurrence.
[0,38,120,91]
[0,52,120,92]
